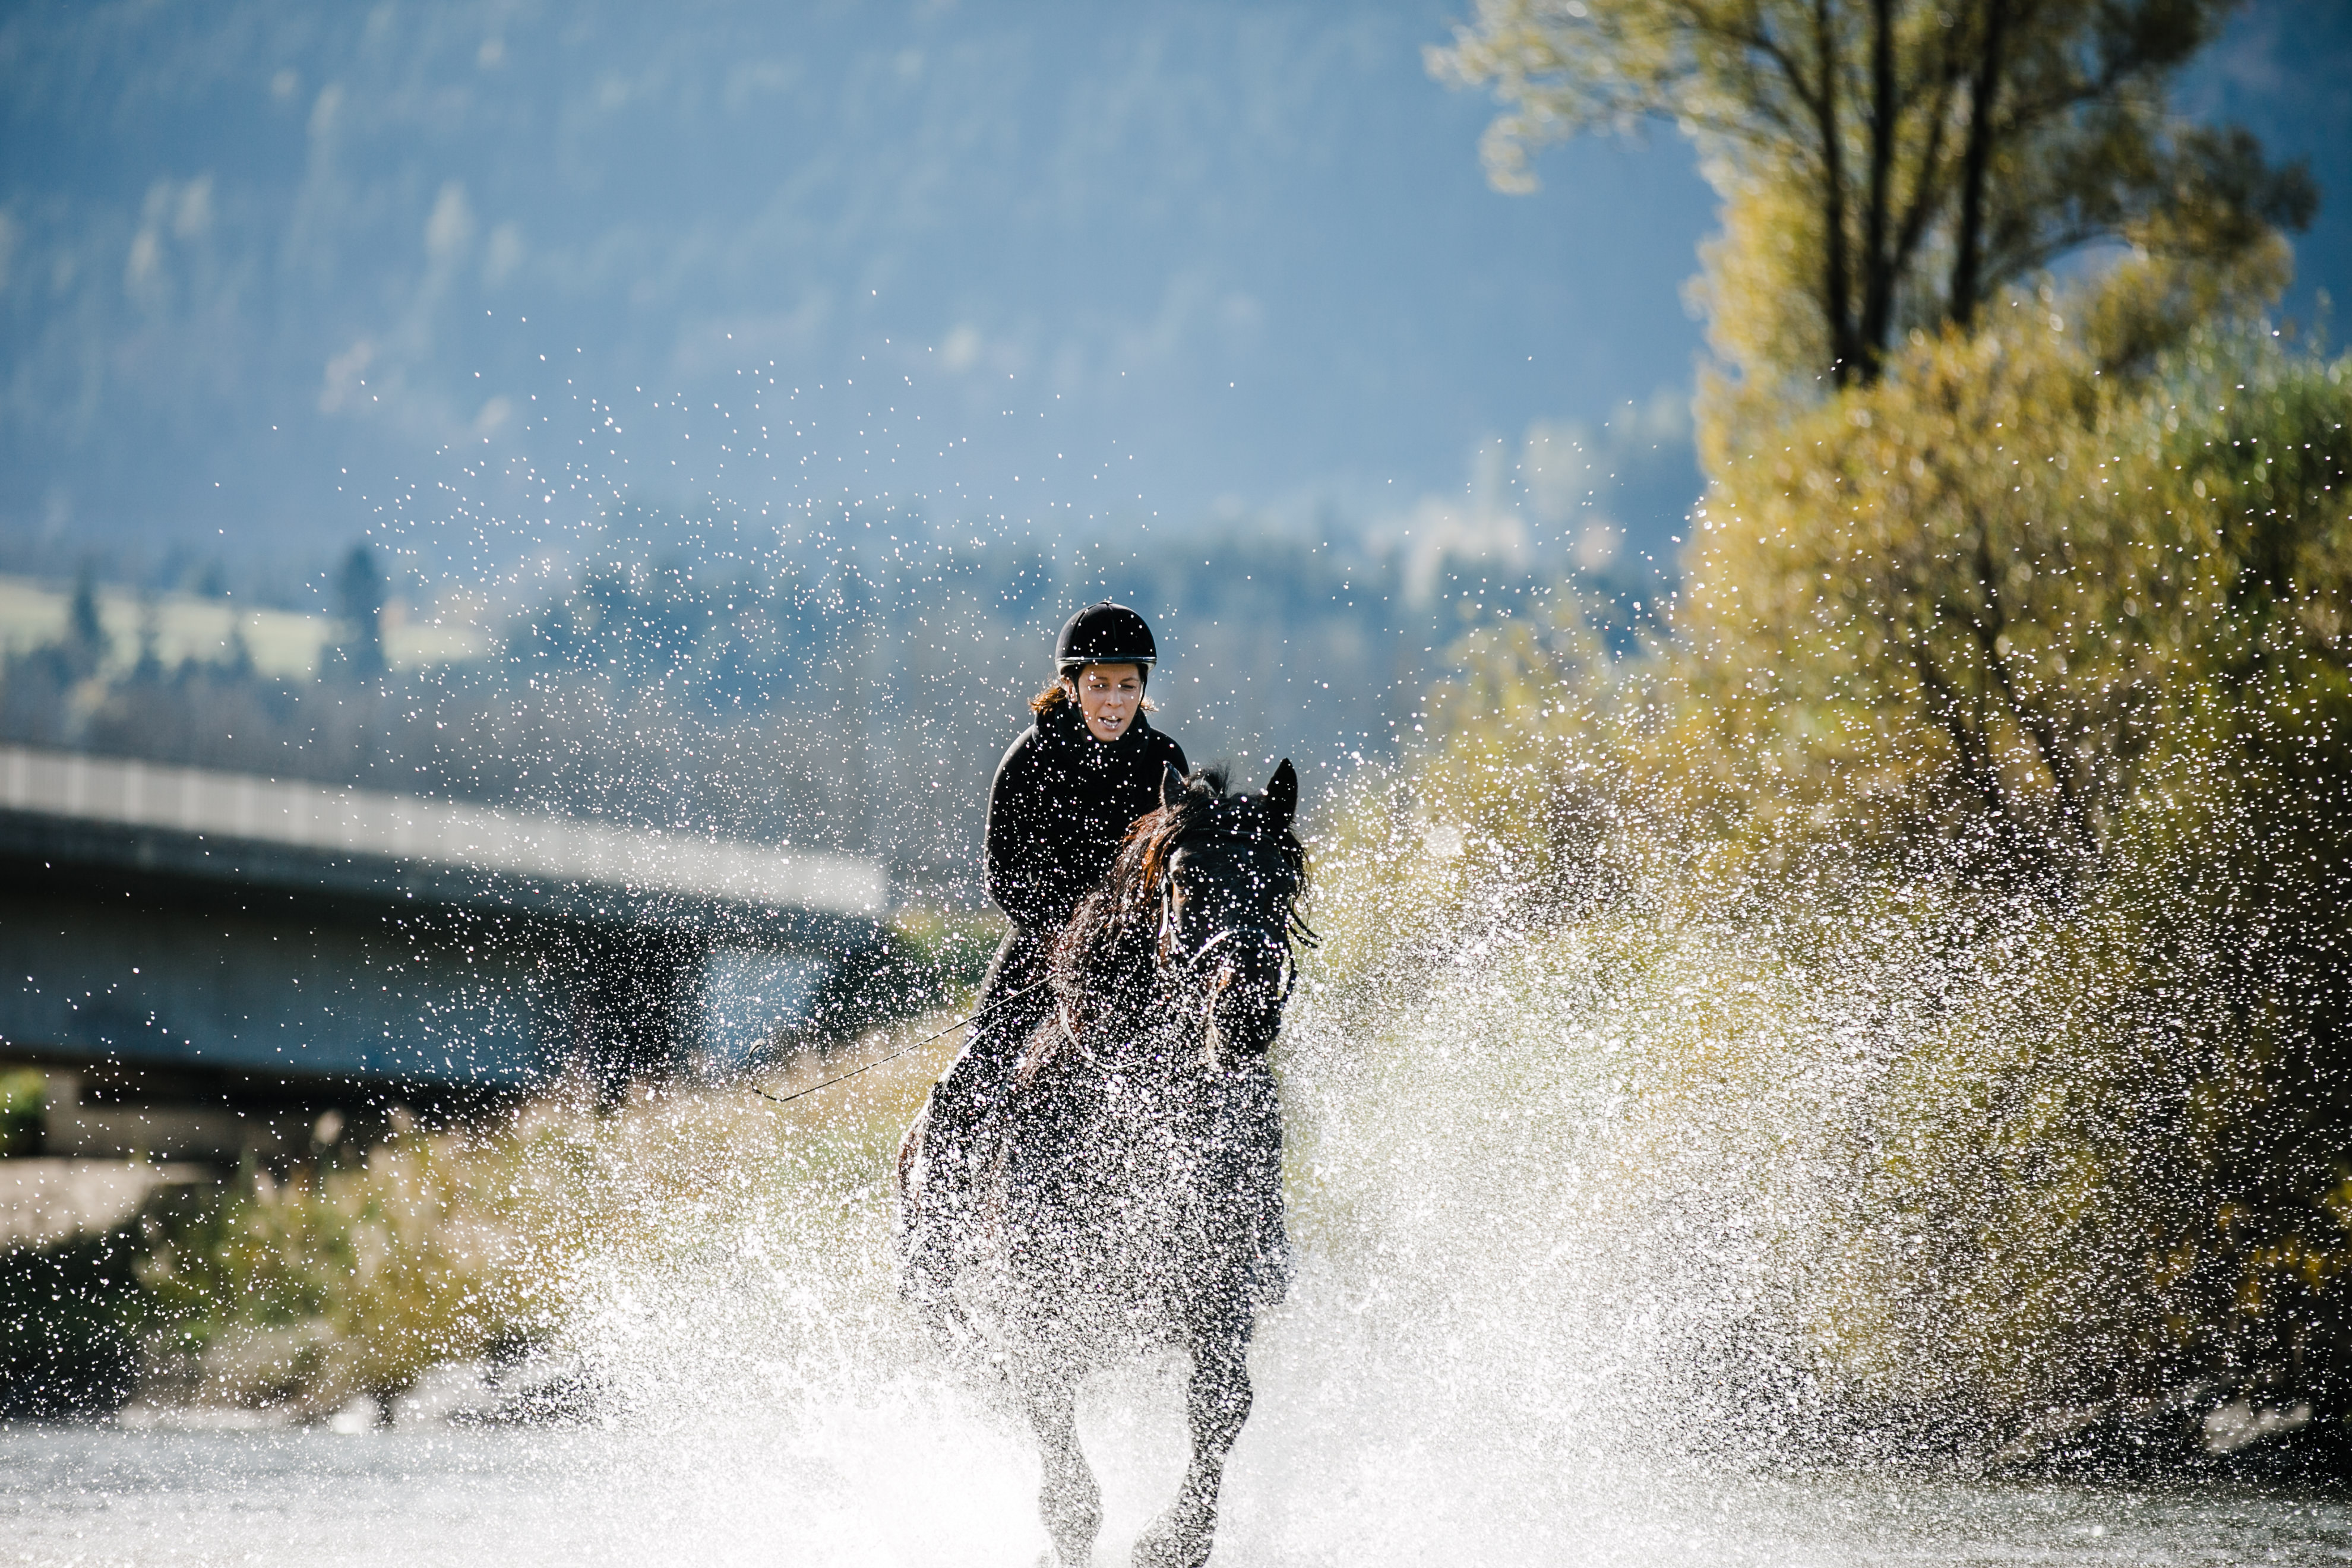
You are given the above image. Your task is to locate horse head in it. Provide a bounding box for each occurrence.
[1045,761,1310,1071]
[1146,760,1308,1061]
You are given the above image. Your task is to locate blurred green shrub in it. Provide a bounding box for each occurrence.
[128,1009,956,1420]
[887,905,1004,998]
[1336,276,2352,1459]
[0,1068,44,1157]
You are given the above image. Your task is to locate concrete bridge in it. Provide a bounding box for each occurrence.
[0,743,891,1160]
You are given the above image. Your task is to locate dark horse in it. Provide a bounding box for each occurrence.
[899,761,1309,1568]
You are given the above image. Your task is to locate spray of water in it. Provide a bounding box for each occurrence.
[270,807,2322,1567]
[18,314,2352,1566]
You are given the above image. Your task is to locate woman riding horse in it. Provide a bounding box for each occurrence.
[902,760,1307,1568]
[902,600,1189,1294]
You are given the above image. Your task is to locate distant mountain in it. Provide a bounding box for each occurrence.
[1,0,2338,596]
[0,0,1719,587]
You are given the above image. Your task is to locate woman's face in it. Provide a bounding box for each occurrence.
[1066,662,1144,741]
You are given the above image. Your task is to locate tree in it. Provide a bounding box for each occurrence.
[335,544,387,679]
[1430,0,2315,392]
[1678,306,2352,873]
[65,564,110,679]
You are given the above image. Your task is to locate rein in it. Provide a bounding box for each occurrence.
[1147,856,1313,1039]
[750,978,1050,1107]
[774,811,1313,1110]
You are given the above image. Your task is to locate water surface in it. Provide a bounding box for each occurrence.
[10,1414,2352,1566]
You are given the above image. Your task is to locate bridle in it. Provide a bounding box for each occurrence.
[1151,832,1305,1035]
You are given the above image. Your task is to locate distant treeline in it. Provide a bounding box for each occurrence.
[0,516,1662,900]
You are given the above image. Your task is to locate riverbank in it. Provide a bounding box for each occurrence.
[1,1007,959,1425]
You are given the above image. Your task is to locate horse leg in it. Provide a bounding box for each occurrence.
[1133,1339,1252,1568]
[896,1097,969,1347]
[1023,1365,1101,1567]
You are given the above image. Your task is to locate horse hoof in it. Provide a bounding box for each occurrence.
[1046,1527,1099,1568]
[1131,1512,1212,1568]
[1046,1526,1098,1567]
[1041,1479,1101,1567]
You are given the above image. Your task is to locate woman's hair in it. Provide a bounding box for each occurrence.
[1031,668,1155,716]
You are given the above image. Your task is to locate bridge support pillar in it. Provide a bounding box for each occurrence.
[562,927,708,1104]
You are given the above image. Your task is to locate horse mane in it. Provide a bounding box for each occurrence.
[1028,766,1310,1071]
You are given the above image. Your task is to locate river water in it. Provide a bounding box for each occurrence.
[9,1376,2352,1566]
[15,1002,2352,1565]
[14,853,2352,1564]
[7,1422,2352,1566]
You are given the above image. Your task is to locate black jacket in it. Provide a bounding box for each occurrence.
[985,699,1188,937]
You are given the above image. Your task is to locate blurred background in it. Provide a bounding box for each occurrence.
[1,0,2342,878]
[6,0,2352,1496]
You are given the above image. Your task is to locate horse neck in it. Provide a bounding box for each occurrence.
[1064,902,1206,1060]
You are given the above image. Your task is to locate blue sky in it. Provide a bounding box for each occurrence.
[1,0,2342,591]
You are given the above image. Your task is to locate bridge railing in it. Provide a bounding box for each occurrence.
[1,742,900,1099]
[0,742,886,918]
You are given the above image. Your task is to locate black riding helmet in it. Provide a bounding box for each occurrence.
[1055,600,1158,678]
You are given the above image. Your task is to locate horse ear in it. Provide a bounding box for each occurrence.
[1161,762,1186,811]
[1264,758,1297,830]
